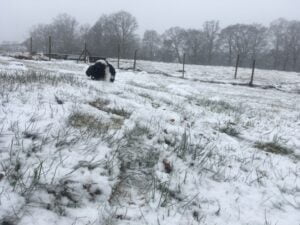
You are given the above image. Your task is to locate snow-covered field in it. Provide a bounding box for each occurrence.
[0,55,299,225]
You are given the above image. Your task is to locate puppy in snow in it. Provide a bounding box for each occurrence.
[86,59,116,82]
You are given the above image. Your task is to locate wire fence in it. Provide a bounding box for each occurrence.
[4,36,261,87]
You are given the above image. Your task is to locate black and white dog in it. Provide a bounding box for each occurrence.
[86,60,116,82]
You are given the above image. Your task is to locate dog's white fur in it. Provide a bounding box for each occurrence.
[96,59,112,81]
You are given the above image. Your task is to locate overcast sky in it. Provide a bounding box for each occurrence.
[1,0,300,43]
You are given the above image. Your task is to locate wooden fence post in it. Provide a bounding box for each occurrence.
[30,37,33,55]
[133,49,138,71]
[48,36,52,61]
[234,54,240,79]
[117,44,120,69]
[249,59,256,86]
[182,53,186,78]
[84,42,87,63]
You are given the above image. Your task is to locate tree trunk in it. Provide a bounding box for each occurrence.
[228,45,232,66]
[283,55,289,71]
[175,47,182,63]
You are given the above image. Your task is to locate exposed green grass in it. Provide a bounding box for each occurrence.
[254,141,292,155]
[107,107,132,119]
[127,80,166,92]
[193,97,242,114]
[68,112,110,136]
[89,99,132,119]
[107,116,124,130]
[219,122,240,137]
[138,92,154,101]
[89,98,110,110]
[0,71,85,89]
[124,122,151,141]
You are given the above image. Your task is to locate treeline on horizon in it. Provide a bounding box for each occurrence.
[24,11,300,72]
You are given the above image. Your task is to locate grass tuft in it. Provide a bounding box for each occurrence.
[89,99,132,119]
[68,112,110,136]
[254,141,292,155]
[107,107,132,119]
[194,98,241,114]
[219,122,240,137]
[89,98,110,110]
[0,70,84,90]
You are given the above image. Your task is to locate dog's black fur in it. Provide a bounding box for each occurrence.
[86,60,116,82]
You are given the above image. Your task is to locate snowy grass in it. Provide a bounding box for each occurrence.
[218,121,240,137]
[68,112,110,135]
[0,70,83,88]
[0,56,299,225]
[254,136,293,156]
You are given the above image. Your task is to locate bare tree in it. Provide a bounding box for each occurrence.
[183,29,205,64]
[162,27,186,63]
[26,24,53,52]
[108,11,138,58]
[288,21,300,70]
[269,18,288,69]
[86,15,108,55]
[247,24,267,60]
[26,13,80,54]
[86,11,138,58]
[269,19,300,71]
[141,30,161,60]
[220,24,266,66]
[51,13,79,53]
[203,21,220,65]
[220,26,235,65]
[78,24,91,45]
[24,12,300,72]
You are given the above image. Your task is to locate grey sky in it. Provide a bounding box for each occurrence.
[1,0,300,43]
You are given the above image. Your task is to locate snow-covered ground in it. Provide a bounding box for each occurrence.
[0,55,299,225]
[115,58,300,93]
